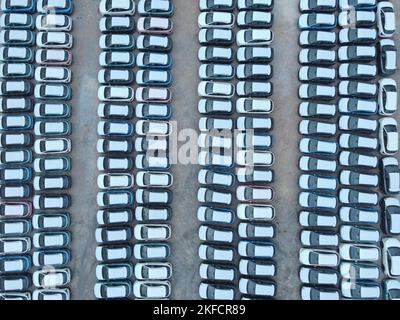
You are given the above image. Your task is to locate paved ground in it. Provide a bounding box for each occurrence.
[67,0,400,300]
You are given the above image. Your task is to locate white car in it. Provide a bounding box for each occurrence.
[383,237,400,278]
[339,243,380,262]
[238,241,275,259]
[135,206,170,222]
[36,14,72,31]
[379,117,398,155]
[299,248,340,267]
[338,80,377,98]
[236,150,274,166]
[134,243,170,260]
[198,169,234,187]
[339,115,377,132]
[136,171,172,188]
[197,187,232,205]
[340,262,380,280]
[299,156,337,172]
[236,186,273,202]
[339,188,378,206]
[98,86,134,102]
[299,211,337,228]
[338,98,378,115]
[198,244,234,262]
[299,0,337,12]
[33,268,71,288]
[198,282,235,300]
[299,267,339,285]
[377,1,396,38]
[339,0,377,11]
[36,31,73,49]
[237,204,275,221]
[135,262,172,280]
[339,133,378,151]
[236,168,273,184]
[197,206,234,225]
[299,30,336,47]
[340,225,380,243]
[299,138,338,155]
[96,245,132,262]
[339,151,378,168]
[338,10,375,28]
[298,192,337,211]
[199,263,235,282]
[383,197,400,235]
[198,12,234,29]
[236,29,274,46]
[298,84,336,100]
[136,120,171,136]
[340,206,378,225]
[338,63,376,80]
[236,98,273,114]
[134,224,171,241]
[94,282,131,299]
[338,28,377,45]
[239,278,275,297]
[97,173,134,189]
[338,45,376,62]
[378,78,397,115]
[199,225,233,244]
[198,151,233,167]
[299,174,337,191]
[301,286,340,300]
[339,170,378,187]
[299,120,336,136]
[298,48,336,65]
[0,237,31,255]
[341,279,381,300]
[198,81,234,98]
[301,230,339,247]
[99,0,135,16]
[97,209,132,226]
[240,260,276,278]
[32,288,70,300]
[384,279,400,300]
[382,157,400,194]
[299,102,336,117]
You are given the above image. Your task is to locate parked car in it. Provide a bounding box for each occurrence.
[237,29,274,46]
[383,197,400,235]
[298,84,336,100]
[298,192,337,211]
[338,45,376,64]
[339,28,377,45]
[299,0,337,12]
[99,0,135,16]
[36,31,73,49]
[138,17,173,35]
[338,10,375,27]
[378,78,397,115]
[379,117,398,155]
[36,14,72,31]
[94,282,132,299]
[298,13,336,30]
[341,279,381,300]
[99,16,135,33]
[299,30,336,47]
[138,0,174,17]
[382,157,400,194]
[199,0,235,12]
[378,39,397,76]
[377,1,396,38]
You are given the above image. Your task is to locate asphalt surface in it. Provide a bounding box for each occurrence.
[67,0,400,300]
